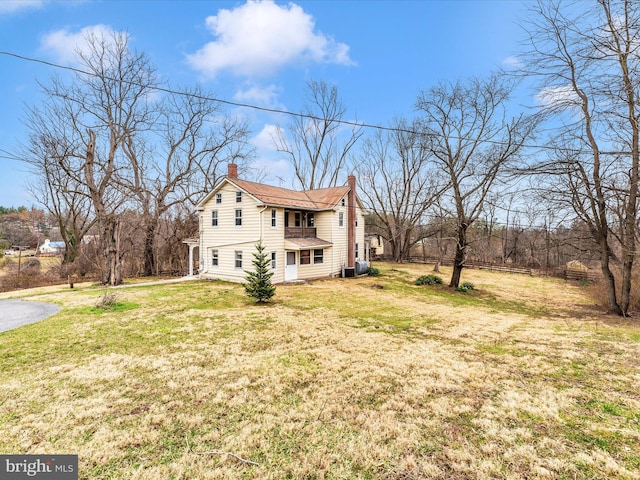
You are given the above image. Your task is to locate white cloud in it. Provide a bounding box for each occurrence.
[502,56,522,68]
[40,24,119,64]
[251,123,281,150]
[535,84,580,109]
[247,124,292,185]
[0,0,44,14]
[234,84,282,107]
[187,0,353,79]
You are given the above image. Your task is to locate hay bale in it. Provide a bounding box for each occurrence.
[566,260,588,272]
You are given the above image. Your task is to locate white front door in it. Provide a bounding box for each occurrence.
[285,251,297,281]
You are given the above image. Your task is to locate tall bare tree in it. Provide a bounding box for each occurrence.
[25,32,156,285]
[355,118,443,262]
[417,74,537,288]
[274,80,363,189]
[121,86,251,276]
[23,124,95,265]
[521,0,640,315]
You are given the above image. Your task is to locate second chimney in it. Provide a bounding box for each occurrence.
[347,174,356,268]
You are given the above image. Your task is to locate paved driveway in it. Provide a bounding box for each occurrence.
[0,299,61,333]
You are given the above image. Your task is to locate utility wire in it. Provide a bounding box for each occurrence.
[0,51,389,132]
[0,50,633,156]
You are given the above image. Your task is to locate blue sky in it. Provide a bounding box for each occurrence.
[0,0,532,208]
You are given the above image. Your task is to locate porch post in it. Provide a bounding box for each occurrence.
[188,244,195,277]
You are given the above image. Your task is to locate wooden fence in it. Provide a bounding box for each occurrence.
[407,256,600,282]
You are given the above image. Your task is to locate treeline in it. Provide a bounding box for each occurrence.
[0,206,28,215]
[371,217,601,274]
[0,206,47,251]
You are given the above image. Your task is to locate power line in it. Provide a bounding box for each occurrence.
[0,51,390,133]
[0,50,633,157]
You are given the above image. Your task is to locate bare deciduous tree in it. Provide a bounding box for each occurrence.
[521,0,640,315]
[417,74,537,288]
[274,80,363,189]
[25,32,156,285]
[121,86,252,276]
[23,124,95,265]
[355,118,443,262]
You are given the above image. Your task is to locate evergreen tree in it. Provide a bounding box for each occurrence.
[244,241,276,303]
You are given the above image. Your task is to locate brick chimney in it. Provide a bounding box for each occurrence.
[347,174,356,268]
[228,163,238,179]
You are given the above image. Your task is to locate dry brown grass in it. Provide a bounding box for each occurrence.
[0,263,639,479]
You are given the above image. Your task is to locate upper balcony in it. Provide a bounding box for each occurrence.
[285,226,317,238]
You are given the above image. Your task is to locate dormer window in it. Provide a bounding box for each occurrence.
[236,191,242,203]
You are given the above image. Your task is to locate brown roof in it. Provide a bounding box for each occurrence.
[230,178,349,211]
[284,238,333,250]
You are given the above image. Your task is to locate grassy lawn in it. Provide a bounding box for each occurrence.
[1,263,639,479]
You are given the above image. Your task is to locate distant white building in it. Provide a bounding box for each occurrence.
[39,239,66,255]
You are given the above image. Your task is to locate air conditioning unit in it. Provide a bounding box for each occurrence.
[343,267,356,278]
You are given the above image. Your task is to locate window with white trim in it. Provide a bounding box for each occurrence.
[313,249,323,264]
[211,249,219,267]
[211,210,218,227]
[236,191,242,203]
[355,243,359,260]
[271,209,277,227]
[300,250,311,265]
[271,252,277,269]
[339,212,344,227]
[235,209,242,226]
[216,193,222,204]
[235,251,243,268]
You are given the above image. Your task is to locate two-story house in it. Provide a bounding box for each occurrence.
[190,163,367,283]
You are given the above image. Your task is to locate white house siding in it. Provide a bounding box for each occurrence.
[199,182,264,282]
[294,231,335,280]
[260,207,286,284]
[312,197,365,278]
[316,203,345,277]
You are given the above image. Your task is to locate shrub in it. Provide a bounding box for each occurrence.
[456,281,475,293]
[22,258,41,276]
[96,290,119,310]
[2,258,16,271]
[366,266,380,276]
[415,274,443,286]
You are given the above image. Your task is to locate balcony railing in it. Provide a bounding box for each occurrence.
[285,227,317,238]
